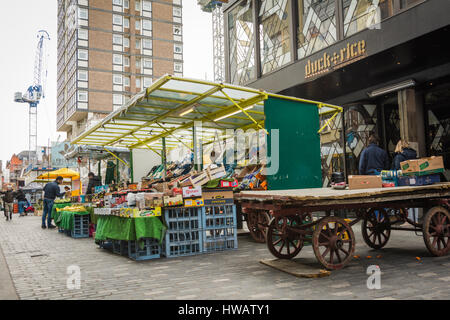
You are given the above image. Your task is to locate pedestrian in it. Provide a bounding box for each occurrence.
[42,176,66,229]
[15,189,29,217]
[85,172,101,196]
[392,140,417,170]
[359,133,390,175]
[1,185,16,221]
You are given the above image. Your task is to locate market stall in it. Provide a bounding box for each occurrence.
[70,75,341,260]
[36,168,82,196]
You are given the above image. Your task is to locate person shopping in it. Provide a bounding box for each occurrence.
[359,134,390,175]
[1,185,16,221]
[15,189,29,217]
[42,176,66,229]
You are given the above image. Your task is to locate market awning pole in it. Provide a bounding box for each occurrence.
[154,122,193,151]
[130,134,161,157]
[318,111,339,134]
[130,151,134,183]
[162,137,167,179]
[103,146,130,168]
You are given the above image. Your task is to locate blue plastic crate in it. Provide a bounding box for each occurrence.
[69,214,90,238]
[202,205,236,229]
[127,238,161,261]
[163,207,203,258]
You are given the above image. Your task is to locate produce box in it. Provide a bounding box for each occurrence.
[182,186,202,198]
[203,189,234,205]
[220,179,238,188]
[163,194,184,207]
[397,174,440,186]
[189,171,210,187]
[348,175,382,190]
[400,159,419,173]
[401,156,444,175]
[207,166,227,180]
[184,198,204,207]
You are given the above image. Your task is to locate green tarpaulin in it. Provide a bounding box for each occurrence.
[59,210,90,230]
[51,203,72,226]
[95,216,166,245]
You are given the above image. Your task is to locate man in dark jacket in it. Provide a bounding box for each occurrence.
[86,172,102,195]
[359,134,390,175]
[15,189,29,217]
[42,176,66,229]
[1,185,16,221]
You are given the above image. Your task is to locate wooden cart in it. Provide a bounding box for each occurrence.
[235,183,450,270]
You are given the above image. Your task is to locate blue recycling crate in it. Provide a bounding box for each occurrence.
[163,207,203,258]
[70,214,90,238]
[127,238,161,261]
[201,205,238,253]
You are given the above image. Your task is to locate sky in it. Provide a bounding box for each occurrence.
[0,0,213,169]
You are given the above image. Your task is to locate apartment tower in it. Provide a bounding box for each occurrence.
[57,0,184,140]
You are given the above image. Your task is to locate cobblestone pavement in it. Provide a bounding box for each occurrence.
[0,215,448,300]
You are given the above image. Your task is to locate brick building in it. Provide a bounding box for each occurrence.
[57,0,184,140]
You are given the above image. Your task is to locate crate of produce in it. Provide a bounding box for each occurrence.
[127,238,161,261]
[163,207,203,257]
[201,204,238,253]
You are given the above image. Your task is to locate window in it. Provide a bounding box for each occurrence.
[135,39,141,49]
[144,77,152,87]
[143,39,152,49]
[113,74,123,85]
[124,76,130,86]
[135,20,141,30]
[343,0,386,38]
[124,0,129,8]
[78,8,88,19]
[113,0,122,5]
[135,77,141,88]
[142,19,151,30]
[173,0,181,5]
[113,54,123,65]
[124,17,130,28]
[135,58,141,68]
[174,63,183,72]
[173,25,182,36]
[135,0,140,11]
[143,58,152,69]
[143,0,152,11]
[113,14,123,25]
[123,37,130,47]
[78,49,88,60]
[124,56,130,67]
[173,7,182,17]
[78,28,88,40]
[78,91,88,102]
[174,44,182,54]
[113,94,123,105]
[78,70,88,81]
[113,34,123,45]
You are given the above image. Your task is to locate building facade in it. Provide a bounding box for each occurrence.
[57,0,184,140]
[223,0,450,185]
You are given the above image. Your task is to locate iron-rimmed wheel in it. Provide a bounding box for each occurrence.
[422,206,450,256]
[266,216,303,259]
[361,208,391,249]
[247,211,271,243]
[312,217,355,270]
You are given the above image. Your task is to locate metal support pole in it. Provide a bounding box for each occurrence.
[162,137,167,179]
[116,158,119,183]
[130,150,134,183]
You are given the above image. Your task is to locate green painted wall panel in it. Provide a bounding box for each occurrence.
[264,97,322,190]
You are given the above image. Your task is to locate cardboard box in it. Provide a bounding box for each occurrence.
[163,194,184,207]
[182,186,202,198]
[189,171,210,187]
[184,198,204,207]
[207,166,227,180]
[400,159,419,173]
[348,175,382,190]
[417,156,444,172]
[203,190,234,205]
[220,179,238,188]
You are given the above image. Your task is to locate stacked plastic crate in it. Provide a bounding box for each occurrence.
[201,204,238,253]
[163,207,203,257]
[70,214,90,238]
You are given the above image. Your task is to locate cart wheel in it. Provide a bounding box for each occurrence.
[247,211,270,243]
[266,216,303,259]
[422,206,450,256]
[312,217,355,270]
[361,208,391,250]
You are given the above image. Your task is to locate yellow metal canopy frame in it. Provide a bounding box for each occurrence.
[71,75,342,151]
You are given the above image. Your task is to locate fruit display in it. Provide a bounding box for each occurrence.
[55,198,72,204]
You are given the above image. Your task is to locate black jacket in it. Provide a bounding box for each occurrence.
[15,190,27,202]
[1,190,16,203]
[86,176,102,195]
[359,143,390,175]
[43,181,66,200]
[392,148,417,170]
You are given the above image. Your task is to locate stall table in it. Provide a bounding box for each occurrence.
[235,183,450,270]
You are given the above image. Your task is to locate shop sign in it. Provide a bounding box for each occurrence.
[305,40,367,79]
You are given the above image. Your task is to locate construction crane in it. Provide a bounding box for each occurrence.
[198,1,227,82]
[14,30,50,165]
